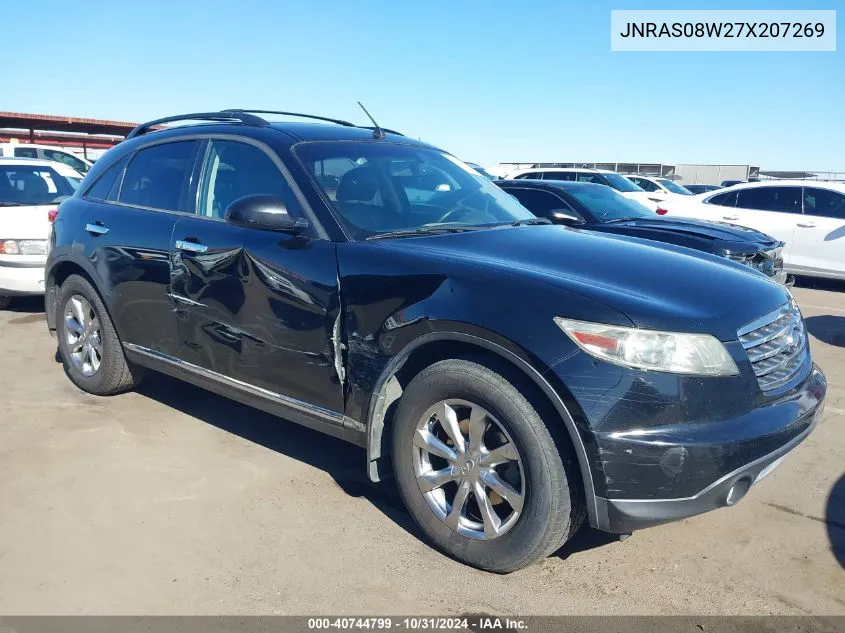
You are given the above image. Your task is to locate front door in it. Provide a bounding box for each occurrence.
[170,137,344,414]
[729,186,802,265]
[789,187,845,277]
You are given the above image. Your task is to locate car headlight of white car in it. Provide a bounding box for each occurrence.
[0,239,48,255]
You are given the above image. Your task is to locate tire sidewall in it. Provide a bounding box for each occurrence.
[392,361,571,572]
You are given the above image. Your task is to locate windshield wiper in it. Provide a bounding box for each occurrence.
[511,218,551,226]
[603,216,645,224]
[366,225,483,241]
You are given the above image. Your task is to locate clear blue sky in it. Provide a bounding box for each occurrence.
[4,0,843,170]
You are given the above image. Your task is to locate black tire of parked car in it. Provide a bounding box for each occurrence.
[391,357,584,573]
[56,274,144,395]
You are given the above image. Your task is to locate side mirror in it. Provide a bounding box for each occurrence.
[549,209,584,225]
[224,194,308,233]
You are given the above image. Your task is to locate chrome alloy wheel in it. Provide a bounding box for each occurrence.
[413,399,525,540]
[63,295,102,377]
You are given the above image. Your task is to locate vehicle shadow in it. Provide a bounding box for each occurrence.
[135,373,422,539]
[554,526,621,560]
[3,295,45,314]
[827,473,845,568]
[793,276,845,292]
[803,315,845,348]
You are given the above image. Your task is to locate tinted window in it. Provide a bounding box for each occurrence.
[656,178,693,195]
[42,149,88,173]
[575,172,605,184]
[514,172,539,180]
[736,187,801,213]
[0,165,76,205]
[295,143,532,239]
[706,191,738,207]
[632,177,660,192]
[198,140,301,219]
[565,184,653,221]
[119,141,199,212]
[84,156,128,202]
[541,171,576,181]
[506,188,567,217]
[601,172,643,192]
[13,147,38,159]
[804,188,845,219]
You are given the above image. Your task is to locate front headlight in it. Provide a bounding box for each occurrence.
[554,318,739,376]
[0,239,48,255]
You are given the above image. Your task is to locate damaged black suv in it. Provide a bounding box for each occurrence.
[46,110,826,572]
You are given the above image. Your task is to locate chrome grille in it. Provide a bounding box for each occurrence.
[738,301,809,393]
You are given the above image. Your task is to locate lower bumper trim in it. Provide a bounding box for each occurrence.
[594,400,823,533]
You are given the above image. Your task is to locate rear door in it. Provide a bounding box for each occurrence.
[789,187,845,277]
[82,140,202,355]
[170,137,344,414]
[727,186,802,263]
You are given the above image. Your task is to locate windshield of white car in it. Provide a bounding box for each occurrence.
[566,184,654,221]
[657,178,693,195]
[295,143,534,240]
[0,165,77,206]
[602,173,644,193]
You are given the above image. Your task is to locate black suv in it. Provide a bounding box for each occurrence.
[46,110,826,572]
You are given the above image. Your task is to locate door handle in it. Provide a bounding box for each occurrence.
[175,239,208,254]
[797,222,817,228]
[722,215,739,221]
[85,222,109,235]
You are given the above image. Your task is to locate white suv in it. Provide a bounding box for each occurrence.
[508,167,658,210]
[625,175,693,203]
[660,180,845,280]
[0,143,93,174]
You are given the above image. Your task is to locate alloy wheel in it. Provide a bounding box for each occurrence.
[412,399,525,540]
[63,295,102,377]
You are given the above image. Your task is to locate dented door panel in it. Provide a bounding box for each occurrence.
[170,216,344,415]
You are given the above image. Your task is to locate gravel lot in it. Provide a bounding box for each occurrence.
[1,281,843,615]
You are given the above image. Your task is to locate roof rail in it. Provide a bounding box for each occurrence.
[125,111,269,140]
[225,109,356,128]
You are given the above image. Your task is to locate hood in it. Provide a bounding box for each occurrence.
[376,225,790,341]
[603,217,781,251]
[0,204,52,240]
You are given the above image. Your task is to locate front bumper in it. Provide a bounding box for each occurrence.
[0,259,45,296]
[591,366,826,533]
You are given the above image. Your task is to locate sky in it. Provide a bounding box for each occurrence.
[3,0,843,170]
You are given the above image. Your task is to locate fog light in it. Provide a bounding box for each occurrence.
[725,478,751,506]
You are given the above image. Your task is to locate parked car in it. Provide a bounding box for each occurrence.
[508,167,658,210]
[0,143,93,174]
[466,162,500,181]
[625,175,694,202]
[684,184,722,195]
[0,158,83,308]
[46,110,825,572]
[660,180,845,280]
[721,179,746,188]
[498,180,789,284]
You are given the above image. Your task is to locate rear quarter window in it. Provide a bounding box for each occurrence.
[84,156,129,202]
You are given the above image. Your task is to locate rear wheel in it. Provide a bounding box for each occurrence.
[56,274,144,395]
[392,358,584,572]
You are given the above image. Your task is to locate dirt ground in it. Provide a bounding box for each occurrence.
[1,280,843,615]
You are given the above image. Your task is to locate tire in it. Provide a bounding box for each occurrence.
[56,274,144,395]
[0,296,10,310]
[391,357,584,573]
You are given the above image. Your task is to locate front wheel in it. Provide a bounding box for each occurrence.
[392,358,584,572]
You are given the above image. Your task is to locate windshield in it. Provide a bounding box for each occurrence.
[295,143,533,239]
[602,172,643,193]
[657,178,693,195]
[567,184,654,221]
[0,165,77,206]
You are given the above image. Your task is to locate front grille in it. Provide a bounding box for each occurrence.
[738,301,809,393]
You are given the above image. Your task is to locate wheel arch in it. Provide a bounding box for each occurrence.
[364,331,599,528]
[46,258,115,335]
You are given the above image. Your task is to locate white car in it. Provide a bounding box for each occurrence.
[659,180,845,281]
[625,174,694,203]
[0,158,84,308]
[0,142,93,174]
[508,167,658,210]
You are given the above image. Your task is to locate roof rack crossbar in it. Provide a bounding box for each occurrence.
[225,109,356,128]
[125,111,269,140]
